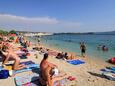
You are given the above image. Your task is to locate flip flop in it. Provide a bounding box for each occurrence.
[67,76,76,81]
[69,77,76,81]
[67,76,72,79]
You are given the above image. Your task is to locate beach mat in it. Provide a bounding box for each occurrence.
[67,59,85,65]
[102,72,115,81]
[0,65,13,71]
[0,61,39,69]
[15,73,66,86]
[14,73,40,86]
[0,61,39,75]
[10,61,39,75]
[100,68,115,74]
[106,67,115,71]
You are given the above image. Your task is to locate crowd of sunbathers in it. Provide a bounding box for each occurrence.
[0,35,27,70]
[0,34,68,86]
[33,46,76,60]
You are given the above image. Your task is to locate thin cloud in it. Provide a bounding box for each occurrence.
[0,14,81,32]
[0,14,59,24]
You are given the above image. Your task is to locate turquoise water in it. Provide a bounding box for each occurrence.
[28,34,115,61]
[38,34,115,61]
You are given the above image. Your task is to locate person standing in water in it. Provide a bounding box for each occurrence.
[80,42,86,57]
[37,36,41,46]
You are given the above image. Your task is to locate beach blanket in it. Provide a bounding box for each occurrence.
[67,60,85,65]
[14,73,66,86]
[15,50,25,54]
[106,67,115,71]
[0,61,39,69]
[0,61,39,75]
[100,68,115,74]
[14,73,40,86]
[102,72,115,81]
[0,65,12,71]
[10,61,39,75]
[19,55,28,59]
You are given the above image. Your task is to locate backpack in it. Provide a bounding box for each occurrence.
[0,70,9,79]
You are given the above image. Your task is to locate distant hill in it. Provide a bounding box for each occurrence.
[95,31,115,35]
[53,31,115,35]
[53,32,95,35]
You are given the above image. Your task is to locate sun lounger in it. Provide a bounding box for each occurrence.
[67,59,85,65]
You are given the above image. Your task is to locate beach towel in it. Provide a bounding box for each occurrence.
[102,72,115,81]
[9,61,39,76]
[0,65,12,71]
[0,66,2,70]
[0,61,39,76]
[15,50,25,55]
[100,68,115,74]
[14,73,39,86]
[67,60,85,65]
[14,73,66,86]
[19,55,27,59]
[106,67,115,71]
[0,61,39,70]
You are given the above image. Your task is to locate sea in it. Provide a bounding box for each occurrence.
[29,34,115,61]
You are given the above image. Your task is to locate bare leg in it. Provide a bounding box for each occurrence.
[1,54,8,65]
[53,72,67,81]
[52,72,67,86]
[12,58,26,70]
[2,56,6,65]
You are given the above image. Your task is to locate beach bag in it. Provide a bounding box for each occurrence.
[0,70,9,79]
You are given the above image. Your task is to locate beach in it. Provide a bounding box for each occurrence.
[0,0,115,86]
[0,40,115,86]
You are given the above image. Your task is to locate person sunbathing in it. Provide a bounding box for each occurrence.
[1,45,26,70]
[68,53,76,60]
[63,52,69,60]
[56,52,63,59]
[40,53,67,86]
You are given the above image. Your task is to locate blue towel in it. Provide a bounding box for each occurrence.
[67,60,85,65]
[0,66,3,70]
[102,72,115,81]
[12,61,39,74]
[101,69,115,74]
[0,61,39,74]
[106,67,115,71]
[15,73,66,86]
[14,73,40,86]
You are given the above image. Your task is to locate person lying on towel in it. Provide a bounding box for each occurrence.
[40,53,67,86]
[0,44,26,70]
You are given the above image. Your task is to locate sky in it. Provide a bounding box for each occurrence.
[0,0,115,32]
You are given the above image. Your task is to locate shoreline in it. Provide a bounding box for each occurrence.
[40,42,111,65]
